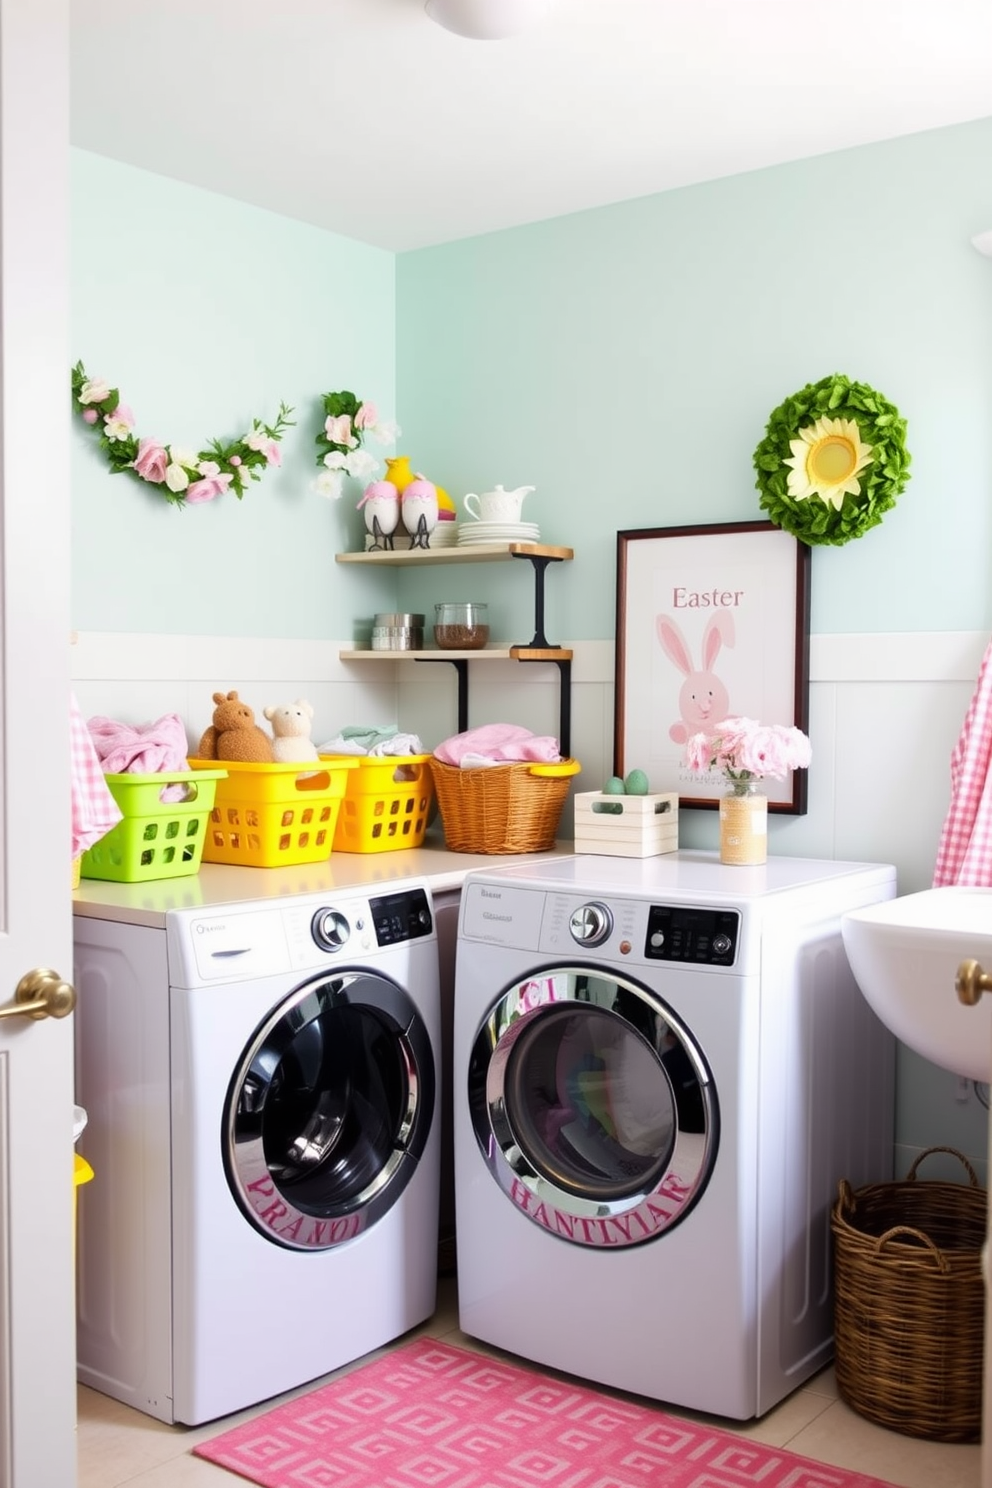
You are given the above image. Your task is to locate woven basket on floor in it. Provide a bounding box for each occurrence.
[831,1145,986,1442]
[430,758,580,854]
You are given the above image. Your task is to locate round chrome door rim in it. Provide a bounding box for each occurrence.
[225,975,427,1251]
[470,967,719,1248]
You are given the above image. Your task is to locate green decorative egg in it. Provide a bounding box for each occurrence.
[625,769,649,796]
[602,776,626,795]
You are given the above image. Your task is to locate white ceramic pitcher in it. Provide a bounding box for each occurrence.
[463,484,535,523]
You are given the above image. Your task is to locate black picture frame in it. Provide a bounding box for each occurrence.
[615,520,811,814]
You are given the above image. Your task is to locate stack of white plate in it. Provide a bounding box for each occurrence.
[457,521,541,546]
[430,520,459,548]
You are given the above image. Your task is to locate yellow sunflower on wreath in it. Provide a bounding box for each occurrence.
[753,373,910,546]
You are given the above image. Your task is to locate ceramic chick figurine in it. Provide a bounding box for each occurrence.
[400,479,439,550]
[357,481,401,551]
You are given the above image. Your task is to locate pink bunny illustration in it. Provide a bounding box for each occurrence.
[656,612,735,745]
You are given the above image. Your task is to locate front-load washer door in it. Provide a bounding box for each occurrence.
[469,966,718,1248]
[224,970,434,1251]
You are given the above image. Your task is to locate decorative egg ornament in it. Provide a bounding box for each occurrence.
[753,374,910,546]
[602,776,626,795]
[624,769,649,795]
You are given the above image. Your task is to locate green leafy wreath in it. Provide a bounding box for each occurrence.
[753,373,910,546]
[71,361,294,508]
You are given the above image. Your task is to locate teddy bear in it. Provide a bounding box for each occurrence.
[197,690,274,763]
[263,699,320,763]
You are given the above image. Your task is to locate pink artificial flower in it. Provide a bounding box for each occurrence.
[259,439,281,466]
[133,438,168,484]
[354,402,377,430]
[185,473,233,505]
[82,409,99,425]
[685,716,811,781]
[324,414,356,447]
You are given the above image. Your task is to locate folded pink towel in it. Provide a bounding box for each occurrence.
[87,712,190,775]
[433,723,561,768]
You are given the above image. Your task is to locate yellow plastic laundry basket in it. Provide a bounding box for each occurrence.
[189,758,358,867]
[321,754,435,853]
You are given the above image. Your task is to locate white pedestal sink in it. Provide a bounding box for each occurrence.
[842,885,992,1083]
[841,885,992,1482]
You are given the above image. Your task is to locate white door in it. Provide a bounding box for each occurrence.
[0,1,76,1485]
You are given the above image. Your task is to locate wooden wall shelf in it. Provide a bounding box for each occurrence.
[335,542,574,750]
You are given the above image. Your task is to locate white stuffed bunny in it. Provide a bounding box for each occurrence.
[263,699,320,763]
[656,612,735,746]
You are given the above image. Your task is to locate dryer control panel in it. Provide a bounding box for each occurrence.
[645,904,740,965]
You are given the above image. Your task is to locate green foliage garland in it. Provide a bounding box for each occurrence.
[71,361,294,509]
[753,373,910,546]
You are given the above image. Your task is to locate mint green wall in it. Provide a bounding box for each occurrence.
[395,118,992,639]
[70,150,398,637]
[73,119,992,642]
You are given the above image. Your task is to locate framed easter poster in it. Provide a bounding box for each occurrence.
[615,521,811,813]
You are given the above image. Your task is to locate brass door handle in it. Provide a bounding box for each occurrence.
[957,959,992,1006]
[0,969,76,1021]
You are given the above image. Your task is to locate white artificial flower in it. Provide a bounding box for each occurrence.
[169,446,199,470]
[165,462,190,493]
[197,460,221,477]
[103,415,132,442]
[313,469,345,500]
[78,377,110,405]
[323,450,348,471]
[346,448,379,480]
[368,419,401,445]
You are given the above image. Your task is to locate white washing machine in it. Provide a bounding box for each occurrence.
[453,851,897,1421]
[73,882,441,1425]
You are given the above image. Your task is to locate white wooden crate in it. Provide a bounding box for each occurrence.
[573,790,679,858]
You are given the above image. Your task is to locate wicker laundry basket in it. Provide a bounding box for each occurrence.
[430,757,580,854]
[831,1145,986,1442]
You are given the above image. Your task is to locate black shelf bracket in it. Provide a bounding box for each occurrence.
[414,655,571,756]
[511,551,564,649]
[401,547,572,752]
[415,658,470,733]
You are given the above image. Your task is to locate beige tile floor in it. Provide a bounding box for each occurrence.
[77,1273,981,1488]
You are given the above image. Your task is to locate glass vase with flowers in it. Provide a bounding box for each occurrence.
[685,717,812,865]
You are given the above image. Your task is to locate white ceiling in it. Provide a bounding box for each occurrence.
[70,0,992,253]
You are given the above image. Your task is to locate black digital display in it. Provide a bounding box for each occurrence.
[644,905,740,965]
[369,888,433,946]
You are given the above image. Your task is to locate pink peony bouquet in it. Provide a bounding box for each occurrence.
[685,716,812,785]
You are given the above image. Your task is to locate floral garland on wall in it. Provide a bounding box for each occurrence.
[753,373,911,546]
[312,390,400,501]
[71,362,294,508]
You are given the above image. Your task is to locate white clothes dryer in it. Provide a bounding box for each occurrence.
[74,883,441,1425]
[453,852,897,1421]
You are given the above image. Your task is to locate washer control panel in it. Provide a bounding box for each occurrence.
[310,887,433,953]
[645,904,740,965]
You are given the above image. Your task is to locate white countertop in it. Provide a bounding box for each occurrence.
[72,831,575,928]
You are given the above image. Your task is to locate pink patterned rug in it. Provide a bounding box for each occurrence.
[194,1337,895,1488]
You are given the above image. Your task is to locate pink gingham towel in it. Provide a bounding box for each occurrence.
[70,692,122,859]
[933,636,992,886]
